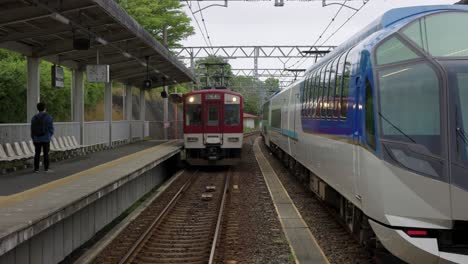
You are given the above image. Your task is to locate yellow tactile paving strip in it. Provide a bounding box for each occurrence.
[0,141,178,208]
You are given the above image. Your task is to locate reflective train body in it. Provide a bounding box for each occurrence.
[261,6,468,264]
[183,89,243,165]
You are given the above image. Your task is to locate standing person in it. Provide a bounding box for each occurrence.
[31,102,54,172]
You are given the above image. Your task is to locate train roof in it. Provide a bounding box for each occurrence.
[184,89,243,97]
[306,5,468,73]
[264,5,468,103]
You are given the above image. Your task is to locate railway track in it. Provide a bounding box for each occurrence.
[117,169,230,264]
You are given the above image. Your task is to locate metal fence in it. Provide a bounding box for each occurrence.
[147,121,183,140]
[0,121,150,146]
[0,122,80,145]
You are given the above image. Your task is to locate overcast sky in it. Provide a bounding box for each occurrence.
[180,0,457,73]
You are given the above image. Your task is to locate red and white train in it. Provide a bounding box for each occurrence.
[183,89,243,165]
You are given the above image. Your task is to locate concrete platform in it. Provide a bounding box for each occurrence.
[0,140,167,196]
[254,138,329,264]
[0,140,182,264]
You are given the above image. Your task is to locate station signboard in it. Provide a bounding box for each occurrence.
[86,65,110,83]
[51,65,64,88]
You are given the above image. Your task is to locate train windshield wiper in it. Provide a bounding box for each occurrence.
[456,127,468,145]
[378,112,417,143]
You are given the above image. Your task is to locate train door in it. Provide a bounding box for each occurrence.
[353,74,363,202]
[204,100,223,144]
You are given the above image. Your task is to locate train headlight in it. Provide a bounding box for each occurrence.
[232,97,237,102]
[228,137,239,142]
[187,137,198,142]
[189,96,194,103]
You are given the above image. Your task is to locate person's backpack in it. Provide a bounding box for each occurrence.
[31,114,47,137]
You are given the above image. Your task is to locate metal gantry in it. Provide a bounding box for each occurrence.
[231,69,305,79]
[172,45,335,104]
[173,45,334,59]
[182,0,367,8]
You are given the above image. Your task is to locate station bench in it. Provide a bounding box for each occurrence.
[0,136,84,173]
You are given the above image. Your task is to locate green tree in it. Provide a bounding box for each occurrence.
[264,78,280,94]
[0,50,27,123]
[116,0,194,46]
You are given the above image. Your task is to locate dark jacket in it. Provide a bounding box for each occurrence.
[31,112,54,143]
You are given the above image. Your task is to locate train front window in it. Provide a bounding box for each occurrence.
[186,94,201,126]
[224,94,241,126]
[377,62,442,155]
[441,61,468,162]
[402,12,468,57]
[225,105,240,126]
[207,105,219,126]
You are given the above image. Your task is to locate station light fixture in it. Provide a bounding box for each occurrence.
[50,12,70,25]
[122,52,132,58]
[96,37,108,45]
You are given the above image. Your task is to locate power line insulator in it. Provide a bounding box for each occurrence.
[274,0,284,7]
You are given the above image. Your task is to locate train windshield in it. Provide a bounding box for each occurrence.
[377,63,442,155]
[402,12,468,58]
[224,94,241,126]
[441,61,468,162]
[186,94,202,126]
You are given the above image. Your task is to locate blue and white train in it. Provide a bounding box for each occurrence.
[262,5,468,264]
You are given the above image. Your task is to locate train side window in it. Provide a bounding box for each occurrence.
[301,77,308,116]
[335,53,345,118]
[315,68,324,118]
[365,79,376,150]
[341,61,351,119]
[328,57,338,118]
[306,75,313,117]
[271,108,281,128]
[376,36,419,65]
[321,62,332,118]
[315,67,323,118]
[308,72,316,117]
[310,72,318,117]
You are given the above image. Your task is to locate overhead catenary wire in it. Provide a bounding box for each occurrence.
[317,1,367,46]
[285,0,349,69]
[291,0,369,70]
[197,1,215,50]
[185,1,212,51]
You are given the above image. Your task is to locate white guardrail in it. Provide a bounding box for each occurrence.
[0,121,149,146]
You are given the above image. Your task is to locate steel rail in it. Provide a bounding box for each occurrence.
[118,170,199,264]
[208,169,231,264]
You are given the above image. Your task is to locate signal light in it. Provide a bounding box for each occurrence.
[143,79,152,89]
[406,230,428,237]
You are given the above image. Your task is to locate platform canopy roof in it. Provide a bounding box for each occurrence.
[0,0,195,88]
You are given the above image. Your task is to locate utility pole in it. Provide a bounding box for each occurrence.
[253,47,262,112]
[163,26,169,140]
[190,48,195,91]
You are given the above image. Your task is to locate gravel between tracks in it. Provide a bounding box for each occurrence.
[258,139,374,264]
[92,133,293,264]
[215,135,293,264]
